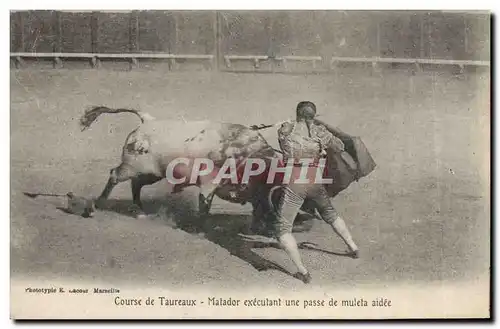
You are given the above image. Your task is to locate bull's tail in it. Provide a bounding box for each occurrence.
[23,192,73,198]
[79,106,155,131]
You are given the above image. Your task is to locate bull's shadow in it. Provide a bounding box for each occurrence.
[97,194,354,277]
[190,213,291,275]
[161,197,293,276]
[96,194,292,275]
[92,198,165,218]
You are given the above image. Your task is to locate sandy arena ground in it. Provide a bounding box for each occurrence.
[10,64,490,291]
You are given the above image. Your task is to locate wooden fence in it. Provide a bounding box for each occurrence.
[10,10,491,71]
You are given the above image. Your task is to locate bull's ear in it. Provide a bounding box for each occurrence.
[278,122,294,135]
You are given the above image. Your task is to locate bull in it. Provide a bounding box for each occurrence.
[79,106,281,220]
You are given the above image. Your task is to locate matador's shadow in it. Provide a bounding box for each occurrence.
[97,193,353,277]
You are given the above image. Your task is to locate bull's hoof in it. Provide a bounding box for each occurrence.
[136,213,149,220]
[94,198,107,210]
[347,249,360,259]
[128,204,147,218]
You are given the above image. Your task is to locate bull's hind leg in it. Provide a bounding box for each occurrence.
[95,163,136,209]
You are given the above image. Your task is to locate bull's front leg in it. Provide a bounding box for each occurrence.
[197,178,219,216]
[131,174,162,216]
[244,184,275,237]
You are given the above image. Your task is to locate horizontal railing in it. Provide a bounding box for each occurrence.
[10,52,215,69]
[10,52,491,71]
[329,56,490,67]
[223,55,323,69]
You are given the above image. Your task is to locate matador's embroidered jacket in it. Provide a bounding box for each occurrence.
[277,120,345,166]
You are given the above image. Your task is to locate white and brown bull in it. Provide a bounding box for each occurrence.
[79,106,278,220]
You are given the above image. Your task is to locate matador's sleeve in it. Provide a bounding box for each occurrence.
[315,124,345,153]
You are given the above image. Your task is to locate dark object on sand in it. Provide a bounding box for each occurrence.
[23,192,96,218]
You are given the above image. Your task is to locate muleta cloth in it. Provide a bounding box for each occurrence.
[319,122,377,197]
